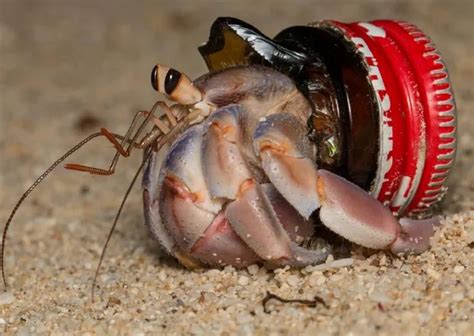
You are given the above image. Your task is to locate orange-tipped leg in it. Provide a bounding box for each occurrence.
[100,128,129,157]
[64,162,115,175]
[65,102,178,176]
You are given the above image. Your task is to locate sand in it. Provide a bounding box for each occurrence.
[0,0,472,335]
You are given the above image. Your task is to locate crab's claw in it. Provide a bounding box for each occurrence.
[316,170,441,254]
[253,113,441,255]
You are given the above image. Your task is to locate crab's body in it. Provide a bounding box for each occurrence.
[142,65,440,268]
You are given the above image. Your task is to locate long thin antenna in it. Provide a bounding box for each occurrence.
[91,147,152,302]
[0,131,131,290]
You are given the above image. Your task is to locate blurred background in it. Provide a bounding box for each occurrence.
[0,0,472,334]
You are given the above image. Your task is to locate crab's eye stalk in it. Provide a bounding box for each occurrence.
[151,64,202,105]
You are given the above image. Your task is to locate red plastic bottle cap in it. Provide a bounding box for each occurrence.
[325,20,457,216]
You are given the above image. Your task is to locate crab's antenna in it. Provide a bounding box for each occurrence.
[91,147,152,302]
[0,131,131,290]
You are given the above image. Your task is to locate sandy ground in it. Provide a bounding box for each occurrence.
[0,0,473,335]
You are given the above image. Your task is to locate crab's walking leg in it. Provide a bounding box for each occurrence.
[201,106,328,266]
[254,113,441,254]
[65,101,175,175]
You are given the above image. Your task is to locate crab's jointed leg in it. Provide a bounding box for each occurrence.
[201,106,328,266]
[146,122,260,267]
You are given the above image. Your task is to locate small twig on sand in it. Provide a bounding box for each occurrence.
[262,291,328,314]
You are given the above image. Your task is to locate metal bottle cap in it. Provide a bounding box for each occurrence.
[326,20,457,215]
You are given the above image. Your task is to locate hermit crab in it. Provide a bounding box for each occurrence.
[2,18,453,287]
[140,64,441,269]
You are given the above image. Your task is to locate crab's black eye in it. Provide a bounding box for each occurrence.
[164,68,182,95]
[151,65,158,91]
